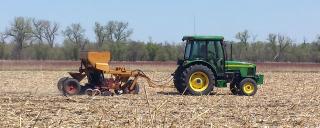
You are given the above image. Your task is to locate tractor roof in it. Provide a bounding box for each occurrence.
[182,35,224,41]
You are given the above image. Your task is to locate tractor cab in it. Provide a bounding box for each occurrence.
[182,36,226,77]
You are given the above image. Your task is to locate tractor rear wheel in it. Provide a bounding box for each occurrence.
[173,66,188,94]
[180,64,215,95]
[62,78,81,96]
[239,78,257,96]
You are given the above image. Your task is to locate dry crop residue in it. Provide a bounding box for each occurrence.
[0,71,320,127]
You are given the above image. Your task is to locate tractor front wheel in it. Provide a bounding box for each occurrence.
[239,78,257,96]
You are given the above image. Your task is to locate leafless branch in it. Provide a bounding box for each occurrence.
[63,23,86,50]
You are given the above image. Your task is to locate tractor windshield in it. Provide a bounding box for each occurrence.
[184,40,225,62]
[184,40,207,60]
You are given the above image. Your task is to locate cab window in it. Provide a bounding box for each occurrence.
[184,43,191,59]
[190,41,206,59]
[215,41,224,59]
[208,41,216,60]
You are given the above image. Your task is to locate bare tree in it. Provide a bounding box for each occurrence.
[5,17,33,59]
[236,30,250,49]
[43,21,59,48]
[32,19,45,43]
[235,30,250,59]
[303,37,307,45]
[94,22,107,47]
[268,33,292,61]
[275,34,291,61]
[267,33,277,57]
[63,23,86,50]
[0,33,8,58]
[0,32,7,44]
[105,21,115,41]
[95,21,133,43]
[113,21,133,42]
[251,34,258,43]
[32,19,59,47]
[315,35,320,51]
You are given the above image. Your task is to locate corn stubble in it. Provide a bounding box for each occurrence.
[0,69,320,127]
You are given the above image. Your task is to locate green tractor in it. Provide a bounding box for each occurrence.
[173,36,264,96]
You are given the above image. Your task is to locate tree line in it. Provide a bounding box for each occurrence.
[0,17,320,62]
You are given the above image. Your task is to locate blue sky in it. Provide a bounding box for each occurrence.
[0,0,319,43]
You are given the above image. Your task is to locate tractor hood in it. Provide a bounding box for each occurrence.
[225,60,256,68]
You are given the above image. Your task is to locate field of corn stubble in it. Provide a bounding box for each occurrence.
[0,61,320,127]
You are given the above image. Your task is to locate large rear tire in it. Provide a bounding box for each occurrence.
[180,64,215,95]
[173,66,188,94]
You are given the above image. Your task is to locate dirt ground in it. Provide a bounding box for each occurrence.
[0,69,320,127]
